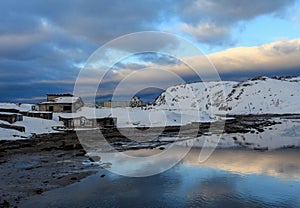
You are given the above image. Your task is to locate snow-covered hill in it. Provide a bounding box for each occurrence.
[154,76,300,115]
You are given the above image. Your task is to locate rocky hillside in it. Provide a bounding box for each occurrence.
[154,76,300,115]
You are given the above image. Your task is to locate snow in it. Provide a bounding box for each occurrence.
[0,116,63,140]
[0,127,31,141]
[14,117,62,134]
[0,103,34,111]
[0,112,21,115]
[173,118,300,150]
[40,97,81,104]
[154,77,300,115]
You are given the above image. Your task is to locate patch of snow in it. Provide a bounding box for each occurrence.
[0,116,63,140]
[174,118,300,150]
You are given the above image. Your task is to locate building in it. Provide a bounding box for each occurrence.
[59,116,117,129]
[0,113,23,124]
[130,96,143,107]
[103,101,130,108]
[38,94,84,113]
[0,108,20,113]
[20,111,53,120]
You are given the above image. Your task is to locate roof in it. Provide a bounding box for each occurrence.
[59,115,115,120]
[47,93,73,96]
[0,112,22,116]
[40,96,81,104]
[0,103,33,111]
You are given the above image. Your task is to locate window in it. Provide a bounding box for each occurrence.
[48,106,54,111]
[63,105,72,112]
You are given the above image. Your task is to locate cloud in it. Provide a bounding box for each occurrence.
[0,0,299,102]
[180,23,230,44]
[63,38,300,101]
[102,38,300,90]
[178,0,295,24]
[176,0,297,44]
[0,0,295,53]
[207,38,300,73]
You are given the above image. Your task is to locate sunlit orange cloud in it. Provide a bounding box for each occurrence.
[108,38,300,82]
[184,38,300,74]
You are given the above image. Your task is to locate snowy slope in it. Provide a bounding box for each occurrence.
[154,76,300,115]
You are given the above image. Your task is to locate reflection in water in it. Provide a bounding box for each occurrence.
[184,148,300,179]
[21,149,300,208]
[96,147,300,179]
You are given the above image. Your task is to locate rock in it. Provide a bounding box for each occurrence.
[0,200,10,208]
[89,156,101,162]
[74,143,83,149]
[257,128,264,133]
[75,152,86,157]
[35,188,43,194]
[41,146,58,151]
[63,144,74,150]
[100,174,105,178]
[253,147,268,151]
[25,165,42,170]
[75,149,86,156]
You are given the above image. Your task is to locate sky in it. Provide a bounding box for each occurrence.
[0,0,300,103]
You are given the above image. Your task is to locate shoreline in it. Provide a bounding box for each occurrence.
[1,132,298,207]
[1,114,300,207]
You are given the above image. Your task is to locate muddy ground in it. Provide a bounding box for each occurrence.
[0,133,104,208]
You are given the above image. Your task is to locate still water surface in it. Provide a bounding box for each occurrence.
[21,148,300,208]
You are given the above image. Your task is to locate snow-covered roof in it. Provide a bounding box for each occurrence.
[40,96,81,104]
[0,112,22,116]
[0,103,33,111]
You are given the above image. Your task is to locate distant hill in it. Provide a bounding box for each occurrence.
[154,76,300,115]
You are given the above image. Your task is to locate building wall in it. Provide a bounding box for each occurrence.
[59,116,116,129]
[38,103,75,113]
[103,101,129,108]
[0,113,23,124]
[20,111,53,120]
[39,97,84,113]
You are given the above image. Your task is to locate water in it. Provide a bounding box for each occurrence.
[21,149,300,208]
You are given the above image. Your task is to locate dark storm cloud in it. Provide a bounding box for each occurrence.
[0,0,176,101]
[178,0,295,24]
[0,0,173,44]
[177,0,296,44]
[0,0,298,102]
